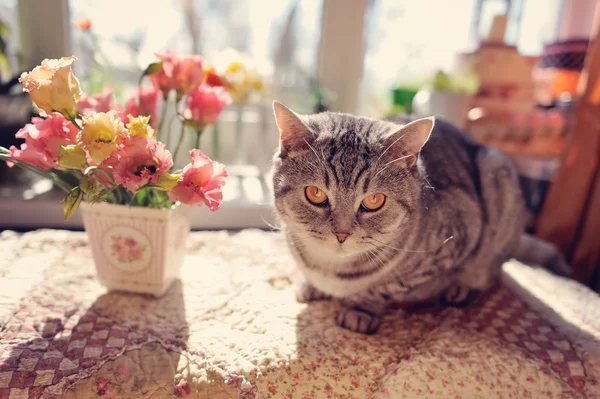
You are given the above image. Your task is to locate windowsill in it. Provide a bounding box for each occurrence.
[0,166,277,231]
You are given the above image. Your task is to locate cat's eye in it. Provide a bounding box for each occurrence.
[361,193,386,211]
[305,186,328,206]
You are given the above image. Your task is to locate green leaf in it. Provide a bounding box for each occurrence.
[152,173,181,191]
[0,53,10,78]
[431,70,455,92]
[132,188,149,206]
[58,145,87,170]
[0,20,10,38]
[143,61,163,76]
[62,186,83,221]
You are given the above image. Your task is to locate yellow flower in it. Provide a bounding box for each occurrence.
[58,145,87,169]
[79,110,128,164]
[154,173,182,191]
[19,56,82,118]
[226,61,243,73]
[126,115,154,139]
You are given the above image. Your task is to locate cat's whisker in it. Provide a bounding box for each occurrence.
[304,139,325,167]
[374,154,413,177]
[288,233,324,245]
[423,177,435,191]
[261,217,282,232]
[367,248,408,288]
[376,131,408,165]
[370,236,453,254]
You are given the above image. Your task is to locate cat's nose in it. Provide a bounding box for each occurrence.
[335,233,350,243]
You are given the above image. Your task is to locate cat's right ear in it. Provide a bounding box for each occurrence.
[272,101,313,156]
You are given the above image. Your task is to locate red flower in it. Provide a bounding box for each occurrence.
[203,67,228,87]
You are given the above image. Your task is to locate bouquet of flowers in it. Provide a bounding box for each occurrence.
[0,52,234,220]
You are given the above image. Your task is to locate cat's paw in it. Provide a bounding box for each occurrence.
[441,284,480,308]
[296,282,332,303]
[336,307,381,334]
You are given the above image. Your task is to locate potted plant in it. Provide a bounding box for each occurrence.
[412,70,478,128]
[0,52,232,297]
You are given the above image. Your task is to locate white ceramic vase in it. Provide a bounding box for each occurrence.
[80,201,192,297]
[412,89,471,129]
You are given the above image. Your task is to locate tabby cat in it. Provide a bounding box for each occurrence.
[271,101,568,334]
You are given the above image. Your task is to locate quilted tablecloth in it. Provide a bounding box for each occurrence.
[1,229,600,399]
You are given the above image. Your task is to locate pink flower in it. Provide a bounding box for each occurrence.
[77,87,116,114]
[168,149,227,210]
[173,55,204,96]
[121,87,160,128]
[182,84,231,128]
[8,143,54,169]
[150,51,179,94]
[9,113,79,169]
[150,51,204,98]
[104,136,173,192]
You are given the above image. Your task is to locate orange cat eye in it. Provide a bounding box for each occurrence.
[305,186,328,205]
[361,193,386,211]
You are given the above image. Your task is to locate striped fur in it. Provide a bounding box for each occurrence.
[272,104,534,334]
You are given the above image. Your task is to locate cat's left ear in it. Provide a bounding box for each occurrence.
[272,101,314,156]
[385,117,435,166]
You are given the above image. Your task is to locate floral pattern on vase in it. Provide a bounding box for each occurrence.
[111,236,146,263]
[101,225,152,273]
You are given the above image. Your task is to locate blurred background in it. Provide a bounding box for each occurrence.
[0,0,595,237]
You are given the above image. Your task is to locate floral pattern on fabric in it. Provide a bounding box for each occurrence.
[0,229,599,399]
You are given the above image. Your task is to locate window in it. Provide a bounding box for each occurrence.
[359,0,476,116]
[358,0,564,117]
[2,0,570,229]
[69,0,323,111]
[0,0,20,79]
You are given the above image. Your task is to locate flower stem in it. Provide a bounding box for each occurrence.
[66,113,83,130]
[195,128,203,150]
[166,112,178,149]
[86,166,116,185]
[85,166,123,203]
[0,153,73,193]
[212,122,220,159]
[173,122,186,166]
[235,105,244,164]
[156,96,170,141]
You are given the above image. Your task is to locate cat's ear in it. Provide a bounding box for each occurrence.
[272,101,314,156]
[384,117,435,166]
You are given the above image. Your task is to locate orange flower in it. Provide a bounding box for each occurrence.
[74,18,92,31]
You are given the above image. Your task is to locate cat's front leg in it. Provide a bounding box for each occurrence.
[441,283,480,307]
[336,294,386,335]
[295,281,332,303]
